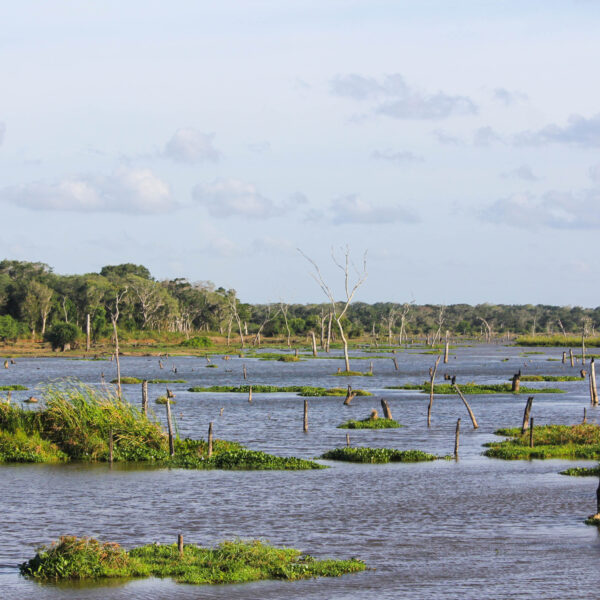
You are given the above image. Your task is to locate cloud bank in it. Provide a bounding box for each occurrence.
[164,128,220,163]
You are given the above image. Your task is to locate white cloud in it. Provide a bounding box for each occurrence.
[331,73,477,120]
[164,128,220,163]
[514,113,600,147]
[492,88,527,105]
[251,236,294,254]
[371,149,424,165]
[480,189,600,229]
[501,165,539,182]
[473,126,502,147]
[329,194,420,225]
[0,167,174,213]
[192,178,281,218]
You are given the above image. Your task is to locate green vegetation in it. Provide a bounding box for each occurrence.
[0,382,322,469]
[516,335,600,347]
[0,314,19,341]
[20,536,365,585]
[517,375,583,382]
[333,371,373,377]
[0,384,28,391]
[181,336,214,348]
[337,418,401,429]
[321,447,438,463]
[44,322,82,351]
[560,465,600,476]
[385,382,564,394]
[187,385,372,397]
[110,378,187,384]
[484,424,600,460]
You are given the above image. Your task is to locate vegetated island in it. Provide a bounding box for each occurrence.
[0,382,323,470]
[111,377,187,384]
[187,385,372,397]
[337,417,402,429]
[0,384,28,391]
[484,424,600,459]
[20,536,366,585]
[513,375,584,382]
[321,447,439,463]
[386,382,565,394]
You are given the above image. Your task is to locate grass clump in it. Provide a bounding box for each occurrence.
[516,335,600,347]
[560,465,600,476]
[321,447,437,463]
[337,418,401,429]
[484,424,600,460]
[180,336,214,349]
[0,384,28,391]
[111,378,187,384]
[386,382,565,394]
[333,371,373,377]
[0,429,67,463]
[187,385,372,397]
[516,375,583,382]
[21,537,365,585]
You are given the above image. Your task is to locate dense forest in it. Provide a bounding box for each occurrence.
[0,259,598,344]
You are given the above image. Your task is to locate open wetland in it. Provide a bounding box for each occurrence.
[2,343,600,599]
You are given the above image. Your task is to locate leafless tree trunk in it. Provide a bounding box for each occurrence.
[107,288,128,399]
[427,356,441,427]
[280,301,292,348]
[86,313,91,352]
[299,247,367,372]
[453,383,479,429]
[326,311,332,352]
[477,317,492,343]
[432,305,446,346]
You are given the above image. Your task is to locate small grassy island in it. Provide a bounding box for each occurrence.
[386,382,565,394]
[484,424,600,460]
[188,385,372,397]
[337,417,401,429]
[321,447,438,463]
[111,377,187,384]
[0,382,323,470]
[20,536,366,585]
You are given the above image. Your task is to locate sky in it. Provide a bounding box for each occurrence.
[1,1,600,306]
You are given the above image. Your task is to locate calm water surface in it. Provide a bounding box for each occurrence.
[1,344,599,599]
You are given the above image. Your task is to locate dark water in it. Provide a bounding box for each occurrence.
[1,345,599,599]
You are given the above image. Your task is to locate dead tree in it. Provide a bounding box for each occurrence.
[225,291,245,349]
[477,317,492,343]
[590,358,598,406]
[453,383,479,429]
[381,399,393,419]
[299,246,367,372]
[252,305,279,347]
[107,287,128,399]
[344,384,357,406]
[521,396,534,433]
[432,305,446,346]
[427,356,441,427]
[398,302,413,345]
[511,370,522,393]
[443,330,450,364]
[279,300,292,348]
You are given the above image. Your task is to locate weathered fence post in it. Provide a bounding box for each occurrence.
[529,417,534,448]
[590,358,598,406]
[108,428,114,464]
[569,348,574,367]
[243,364,247,380]
[346,433,350,447]
[165,398,175,457]
[178,534,184,557]
[511,370,521,393]
[443,330,450,364]
[381,399,392,420]
[583,407,587,424]
[454,418,461,459]
[562,351,566,364]
[453,383,479,429]
[303,400,308,433]
[521,396,534,433]
[248,385,253,404]
[344,385,356,406]
[208,421,213,457]
[427,356,441,427]
[141,380,148,416]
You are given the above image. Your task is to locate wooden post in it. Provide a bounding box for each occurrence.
[569,348,574,368]
[427,356,441,427]
[583,407,587,424]
[208,421,213,457]
[141,380,148,416]
[165,398,175,456]
[381,399,392,420]
[220,407,224,416]
[108,428,114,464]
[295,347,299,358]
[310,331,318,357]
[511,370,521,393]
[303,399,308,433]
[582,331,586,365]
[243,364,247,380]
[596,478,600,515]
[443,330,449,364]
[590,358,598,406]
[562,351,566,364]
[86,313,91,352]
[454,418,461,459]
[521,396,534,433]
[529,417,534,448]
[369,361,373,374]
[346,433,350,447]
[344,384,356,406]
[392,357,399,371]
[178,534,184,557]
[453,383,479,429]
[248,385,252,403]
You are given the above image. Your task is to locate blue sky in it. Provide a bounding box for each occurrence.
[1,1,600,305]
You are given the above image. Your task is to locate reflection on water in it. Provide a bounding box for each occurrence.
[1,345,600,599]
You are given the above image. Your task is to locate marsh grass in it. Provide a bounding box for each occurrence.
[516,335,600,347]
[111,378,187,384]
[321,447,438,463]
[20,537,365,585]
[560,465,600,476]
[332,371,373,377]
[517,375,583,382]
[0,384,28,391]
[337,418,401,429]
[187,385,372,397]
[385,382,565,394]
[484,424,600,459]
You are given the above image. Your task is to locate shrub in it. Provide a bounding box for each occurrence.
[45,322,82,351]
[181,336,214,348]
[0,314,19,342]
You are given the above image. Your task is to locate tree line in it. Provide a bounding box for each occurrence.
[0,260,597,344]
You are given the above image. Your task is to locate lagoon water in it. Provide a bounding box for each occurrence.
[1,345,599,599]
